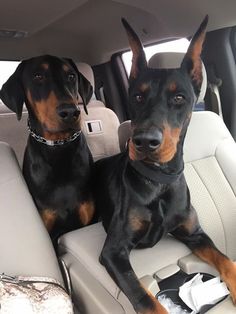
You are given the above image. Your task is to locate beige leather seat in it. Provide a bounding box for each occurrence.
[77,62,120,160]
[0,105,28,167]
[58,54,236,313]
[0,141,64,283]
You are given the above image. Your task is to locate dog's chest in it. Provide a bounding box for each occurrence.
[24,146,91,209]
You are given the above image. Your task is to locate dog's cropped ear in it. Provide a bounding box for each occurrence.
[0,62,25,120]
[181,15,208,95]
[65,58,93,115]
[122,18,147,81]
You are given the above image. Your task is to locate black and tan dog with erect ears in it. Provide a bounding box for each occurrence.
[93,16,236,314]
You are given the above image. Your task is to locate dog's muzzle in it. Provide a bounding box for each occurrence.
[132,129,163,153]
[57,104,80,124]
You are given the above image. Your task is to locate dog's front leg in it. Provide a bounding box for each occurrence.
[100,223,168,314]
[172,206,236,304]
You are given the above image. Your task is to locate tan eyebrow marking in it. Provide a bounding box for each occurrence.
[139,83,150,93]
[41,63,49,70]
[63,64,70,72]
[168,81,177,92]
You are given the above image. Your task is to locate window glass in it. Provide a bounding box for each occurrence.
[122,38,189,75]
[0,61,20,106]
[0,61,20,88]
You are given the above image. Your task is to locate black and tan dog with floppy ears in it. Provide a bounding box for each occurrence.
[0,55,96,241]
[93,17,236,314]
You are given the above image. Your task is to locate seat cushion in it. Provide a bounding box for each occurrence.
[0,142,63,284]
[0,112,28,166]
[58,222,190,299]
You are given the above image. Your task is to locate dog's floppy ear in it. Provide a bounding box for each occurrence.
[122,18,147,81]
[66,58,93,115]
[181,15,208,95]
[0,61,25,120]
[77,72,93,115]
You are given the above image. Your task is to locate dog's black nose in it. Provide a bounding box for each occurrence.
[57,104,80,123]
[132,129,163,152]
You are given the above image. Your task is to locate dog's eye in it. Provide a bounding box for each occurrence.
[67,73,76,82]
[173,94,185,105]
[135,94,144,103]
[34,74,45,82]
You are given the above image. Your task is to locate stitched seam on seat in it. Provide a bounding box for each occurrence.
[59,243,120,298]
[215,141,236,198]
[188,160,227,254]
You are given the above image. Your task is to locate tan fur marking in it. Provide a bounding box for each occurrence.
[77,200,95,226]
[63,64,70,72]
[41,209,57,232]
[194,246,236,303]
[26,90,80,140]
[155,123,181,163]
[129,209,149,232]
[168,82,177,92]
[139,285,168,314]
[128,139,138,161]
[41,63,49,70]
[188,31,206,86]
[139,83,150,93]
[26,90,60,131]
[130,215,144,231]
[182,210,198,234]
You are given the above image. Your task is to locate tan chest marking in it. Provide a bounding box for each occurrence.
[77,200,95,226]
[41,209,57,232]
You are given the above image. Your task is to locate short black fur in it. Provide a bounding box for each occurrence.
[0,55,95,242]
[93,16,236,314]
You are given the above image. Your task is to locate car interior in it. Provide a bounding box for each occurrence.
[1,0,236,313]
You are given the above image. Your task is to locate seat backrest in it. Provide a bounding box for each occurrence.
[0,109,28,166]
[184,111,236,259]
[77,62,120,160]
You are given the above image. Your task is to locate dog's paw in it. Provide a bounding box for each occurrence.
[137,300,169,314]
[222,261,236,304]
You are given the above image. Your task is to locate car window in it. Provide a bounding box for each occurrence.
[122,38,189,75]
[0,61,20,88]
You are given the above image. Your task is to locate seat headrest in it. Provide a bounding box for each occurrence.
[76,62,95,92]
[148,52,207,104]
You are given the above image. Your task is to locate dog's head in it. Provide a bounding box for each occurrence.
[0,55,92,140]
[122,16,208,164]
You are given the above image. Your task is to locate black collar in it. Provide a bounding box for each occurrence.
[27,119,82,147]
[129,159,184,184]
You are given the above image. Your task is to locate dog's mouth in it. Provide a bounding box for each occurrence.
[39,119,81,141]
[128,124,182,164]
[128,134,179,165]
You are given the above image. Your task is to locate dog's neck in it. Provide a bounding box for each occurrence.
[128,130,186,184]
[27,119,81,147]
[129,160,184,184]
